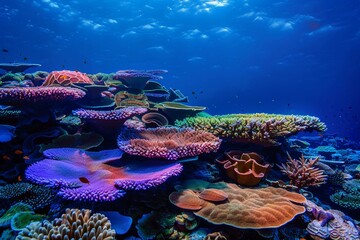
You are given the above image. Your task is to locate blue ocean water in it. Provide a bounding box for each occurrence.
[1,0,359,141]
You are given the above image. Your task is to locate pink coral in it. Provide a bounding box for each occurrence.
[117,127,221,160]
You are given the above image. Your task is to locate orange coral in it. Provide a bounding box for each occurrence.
[169,183,306,229]
[216,151,271,186]
[278,154,327,189]
[42,70,94,87]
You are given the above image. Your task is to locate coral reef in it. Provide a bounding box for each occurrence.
[117,127,221,160]
[175,113,327,144]
[330,179,360,209]
[305,200,360,240]
[278,154,327,189]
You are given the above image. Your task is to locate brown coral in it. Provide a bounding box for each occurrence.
[169,183,306,229]
[16,208,115,240]
[278,154,327,189]
[216,151,271,186]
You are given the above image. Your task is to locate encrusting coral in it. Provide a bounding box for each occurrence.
[175,113,327,144]
[278,153,327,189]
[117,127,221,160]
[169,183,306,229]
[16,208,116,240]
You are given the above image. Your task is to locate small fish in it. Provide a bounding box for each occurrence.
[83,60,87,64]
[2,48,8,53]
[192,91,195,95]
[2,155,11,161]
[61,64,65,68]
[79,177,90,184]
[14,150,23,155]
[23,156,30,160]
[18,175,22,182]
[23,57,28,61]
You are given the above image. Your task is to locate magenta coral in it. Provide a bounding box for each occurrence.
[72,107,147,121]
[117,127,221,160]
[0,87,86,106]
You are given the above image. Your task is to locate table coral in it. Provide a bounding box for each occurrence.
[278,154,327,189]
[73,107,147,121]
[216,151,270,186]
[0,86,86,106]
[25,148,183,201]
[114,69,167,90]
[117,127,221,160]
[169,183,306,229]
[42,70,94,86]
[175,113,327,145]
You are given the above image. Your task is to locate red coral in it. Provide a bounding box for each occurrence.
[278,154,327,189]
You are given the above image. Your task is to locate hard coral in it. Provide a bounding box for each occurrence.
[0,86,86,106]
[16,208,116,240]
[278,153,327,189]
[25,148,183,201]
[42,70,94,86]
[216,151,270,186]
[117,127,221,160]
[175,113,327,145]
[170,183,306,229]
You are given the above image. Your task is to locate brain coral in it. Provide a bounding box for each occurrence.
[16,208,115,240]
[175,113,327,144]
[42,70,94,86]
[117,127,221,160]
[169,183,306,229]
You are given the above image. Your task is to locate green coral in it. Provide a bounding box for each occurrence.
[11,212,44,231]
[330,180,360,209]
[175,113,327,144]
[0,203,33,227]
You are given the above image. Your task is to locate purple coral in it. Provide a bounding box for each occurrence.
[25,148,183,201]
[114,160,183,190]
[117,127,221,160]
[0,87,86,106]
[114,69,167,90]
[72,107,147,121]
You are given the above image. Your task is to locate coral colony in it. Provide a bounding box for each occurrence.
[0,69,359,240]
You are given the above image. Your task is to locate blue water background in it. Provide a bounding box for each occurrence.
[1,0,359,140]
